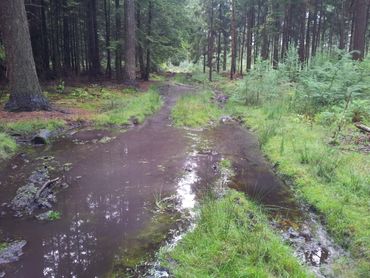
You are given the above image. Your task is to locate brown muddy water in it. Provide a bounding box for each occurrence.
[0,83,346,278]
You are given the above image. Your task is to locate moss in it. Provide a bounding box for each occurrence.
[171,91,222,128]
[0,132,17,160]
[160,191,311,277]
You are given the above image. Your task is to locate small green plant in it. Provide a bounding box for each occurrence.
[0,242,8,251]
[0,133,17,160]
[56,80,65,94]
[48,210,61,220]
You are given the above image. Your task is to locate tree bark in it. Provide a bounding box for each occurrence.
[230,0,237,79]
[0,0,49,111]
[124,0,136,84]
[144,0,152,81]
[352,0,369,60]
[115,0,122,80]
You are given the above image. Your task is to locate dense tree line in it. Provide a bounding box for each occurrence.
[195,0,370,80]
[0,0,369,110]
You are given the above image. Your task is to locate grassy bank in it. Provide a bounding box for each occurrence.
[221,53,370,275]
[160,191,311,277]
[172,52,369,275]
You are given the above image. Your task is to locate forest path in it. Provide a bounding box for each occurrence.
[0,81,345,278]
[0,82,210,277]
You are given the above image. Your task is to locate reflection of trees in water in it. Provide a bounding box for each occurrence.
[42,214,97,277]
[41,189,149,276]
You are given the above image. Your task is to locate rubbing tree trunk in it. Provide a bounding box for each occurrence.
[124,0,136,84]
[0,0,49,111]
[230,0,237,79]
[352,0,369,60]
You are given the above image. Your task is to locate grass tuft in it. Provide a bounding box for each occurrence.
[171,91,222,128]
[0,133,17,161]
[160,191,311,277]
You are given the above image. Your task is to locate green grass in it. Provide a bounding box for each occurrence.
[0,132,17,160]
[0,119,65,135]
[94,88,162,126]
[171,91,222,127]
[225,98,370,276]
[160,191,311,277]
[47,210,61,220]
[0,242,8,251]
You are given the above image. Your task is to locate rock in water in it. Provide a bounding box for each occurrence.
[0,240,27,264]
[31,129,52,145]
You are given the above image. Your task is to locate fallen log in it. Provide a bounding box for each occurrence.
[355,123,370,133]
[35,177,60,199]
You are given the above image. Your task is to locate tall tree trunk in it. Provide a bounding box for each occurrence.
[352,0,369,60]
[239,13,247,76]
[230,0,237,79]
[0,0,49,111]
[124,0,136,84]
[115,0,122,80]
[144,0,152,81]
[223,32,228,71]
[208,0,215,82]
[86,0,100,78]
[298,2,306,63]
[246,4,254,71]
[137,4,145,79]
[216,3,222,73]
[104,0,112,77]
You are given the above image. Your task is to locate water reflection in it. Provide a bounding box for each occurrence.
[42,214,97,278]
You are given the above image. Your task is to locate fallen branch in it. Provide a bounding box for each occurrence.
[355,123,370,133]
[35,177,60,199]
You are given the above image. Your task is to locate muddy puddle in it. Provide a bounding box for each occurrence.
[0,84,217,277]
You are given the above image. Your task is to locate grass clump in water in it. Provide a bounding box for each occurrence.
[47,210,61,221]
[172,91,222,128]
[160,191,311,277]
[0,133,17,160]
[94,88,162,126]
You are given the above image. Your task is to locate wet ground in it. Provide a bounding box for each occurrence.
[0,82,347,277]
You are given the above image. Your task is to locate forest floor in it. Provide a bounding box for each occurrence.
[0,76,369,277]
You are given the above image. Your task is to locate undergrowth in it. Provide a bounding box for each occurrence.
[222,50,370,275]
[160,191,311,277]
